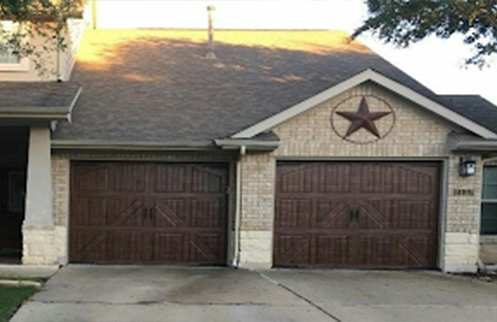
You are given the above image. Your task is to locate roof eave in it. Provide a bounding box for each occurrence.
[51,140,219,152]
[448,134,497,153]
[0,111,70,121]
[214,138,280,152]
[450,140,497,153]
[0,86,82,122]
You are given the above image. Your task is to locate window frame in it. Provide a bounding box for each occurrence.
[481,166,497,235]
[0,21,29,72]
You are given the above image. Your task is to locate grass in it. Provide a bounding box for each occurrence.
[0,285,38,322]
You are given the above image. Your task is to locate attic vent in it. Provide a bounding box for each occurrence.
[205,6,216,59]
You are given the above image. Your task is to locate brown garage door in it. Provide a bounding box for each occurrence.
[274,162,440,269]
[70,162,229,265]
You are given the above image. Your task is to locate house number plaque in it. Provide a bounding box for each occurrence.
[453,189,475,196]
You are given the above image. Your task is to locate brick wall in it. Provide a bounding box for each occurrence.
[239,82,482,272]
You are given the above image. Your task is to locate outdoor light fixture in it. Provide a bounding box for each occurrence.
[459,157,477,177]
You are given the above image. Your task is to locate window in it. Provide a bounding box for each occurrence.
[0,21,29,71]
[481,166,497,235]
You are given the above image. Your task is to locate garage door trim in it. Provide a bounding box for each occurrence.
[69,161,232,265]
[273,159,446,269]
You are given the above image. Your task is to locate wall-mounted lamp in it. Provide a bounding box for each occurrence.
[459,157,477,177]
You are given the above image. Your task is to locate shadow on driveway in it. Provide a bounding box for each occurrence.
[11,266,497,322]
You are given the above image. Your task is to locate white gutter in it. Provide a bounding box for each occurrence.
[51,140,216,151]
[214,139,279,151]
[448,133,497,153]
[232,145,246,268]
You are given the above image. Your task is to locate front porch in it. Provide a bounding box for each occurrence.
[0,125,61,266]
[0,81,81,266]
[0,127,28,264]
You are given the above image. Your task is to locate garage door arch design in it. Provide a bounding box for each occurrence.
[274,161,441,269]
[70,162,229,265]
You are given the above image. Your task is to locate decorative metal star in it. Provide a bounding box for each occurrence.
[336,97,392,139]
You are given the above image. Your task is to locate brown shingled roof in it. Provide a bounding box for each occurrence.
[53,29,497,144]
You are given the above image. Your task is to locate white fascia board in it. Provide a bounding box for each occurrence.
[51,140,215,151]
[369,71,497,140]
[231,69,497,140]
[67,86,83,123]
[0,112,68,120]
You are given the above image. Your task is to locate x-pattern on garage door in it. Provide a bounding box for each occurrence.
[69,162,228,265]
[274,162,441,269]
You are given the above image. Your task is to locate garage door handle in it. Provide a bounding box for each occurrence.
[349,209,359,222]
[149,207,156,220]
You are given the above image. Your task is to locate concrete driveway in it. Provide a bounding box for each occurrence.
[11,266,497,322]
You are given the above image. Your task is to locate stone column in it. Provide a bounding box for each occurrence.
[24,127,53,227]
[442,155,482,273]
[22,126,61,265]
[238,153,275,269]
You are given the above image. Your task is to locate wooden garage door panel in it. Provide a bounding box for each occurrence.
[274,162,440,269]
[354,235,436,268]
[113,163,147,192]
[75,197,108,226]
[274,234,312,266]
[153,233,186,263]
[189,233,226,263]
[316,235,351,266]
[73,164,110,192]
[152,164,226,193]
[189,198,226,228]
[70,162,228,265]
[361,200,436,230]
[275,199,313,229]
[278,163,353,194]
[316,200,353,229]
[151,197,226,228]
[357,163,438,195]
[153,199,188,228]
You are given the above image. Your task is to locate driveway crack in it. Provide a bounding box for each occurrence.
[258,272,342,322]
[32,299,270,307]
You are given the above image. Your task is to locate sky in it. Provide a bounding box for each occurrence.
[95,0,497,105]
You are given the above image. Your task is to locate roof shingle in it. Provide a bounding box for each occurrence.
[53,29,497,143]
[0,82,81,112]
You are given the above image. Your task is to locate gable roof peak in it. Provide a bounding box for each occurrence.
[231,69,497,140]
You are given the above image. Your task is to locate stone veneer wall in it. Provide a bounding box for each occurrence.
[23,156,70,265]
[238,82,483,272]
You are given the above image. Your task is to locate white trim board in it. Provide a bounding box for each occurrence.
[231,69,497,140]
